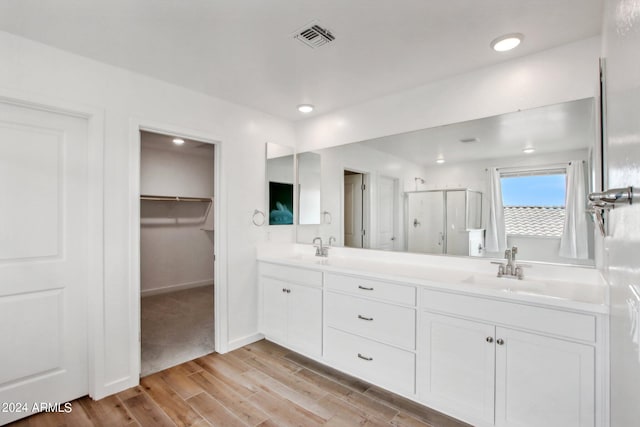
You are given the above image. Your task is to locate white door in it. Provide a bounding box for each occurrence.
[421,312,496,425]
[0,102,89,424]
[407,192,444,254]
[494,327,595,427]
[287,283,322,357]
[377,176,397,250]
[344,173,363,248]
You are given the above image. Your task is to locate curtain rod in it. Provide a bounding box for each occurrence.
[485,160,584,172]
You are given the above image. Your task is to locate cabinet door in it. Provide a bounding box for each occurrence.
[287,283,322,357]
[495,327,595,427]
[261,277,288,344]
[421,312,495,425]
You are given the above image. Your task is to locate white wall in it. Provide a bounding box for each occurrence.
[0,30,295,397]
[295,37,600,152]
[602,1,640,425]
[140,142,214,294]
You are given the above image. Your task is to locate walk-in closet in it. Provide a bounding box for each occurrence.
[139,131,215,376]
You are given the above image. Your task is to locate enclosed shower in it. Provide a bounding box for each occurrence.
[406,189,483,256]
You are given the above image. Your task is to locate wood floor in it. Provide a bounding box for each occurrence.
[9,340,470,427]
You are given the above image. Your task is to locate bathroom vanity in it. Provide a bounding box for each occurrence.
[257,245,608,427]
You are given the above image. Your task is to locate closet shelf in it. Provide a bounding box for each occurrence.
[141,195,212,202]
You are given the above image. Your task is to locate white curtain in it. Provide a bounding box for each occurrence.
[485,167,506,253]
[559,161,589,258]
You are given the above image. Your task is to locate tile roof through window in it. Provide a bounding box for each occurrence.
[503,206,565,237]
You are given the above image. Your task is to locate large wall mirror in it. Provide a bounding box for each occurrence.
[296,98,599,266]
[266,142,295,225]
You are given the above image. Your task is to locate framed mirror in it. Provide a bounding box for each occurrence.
[297,151,321,225]
[266,142,294,225]
[296,98,598,266]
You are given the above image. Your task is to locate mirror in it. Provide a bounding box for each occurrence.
[296,98,598,266]
[266,143,294,225]
[297,152,322,225]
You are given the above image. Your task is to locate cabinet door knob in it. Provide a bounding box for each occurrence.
[286,289,291,293]
[357,315,374,321]
[282,288,286,293]
[486,337,494,343]
[496,338,504,345]
[357,353,373,361]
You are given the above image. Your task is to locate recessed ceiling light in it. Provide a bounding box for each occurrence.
[523,147,535,154]
[436,158,445,164]
[172,138,185,145]
[297,104,314,113]
[490,33,524,52]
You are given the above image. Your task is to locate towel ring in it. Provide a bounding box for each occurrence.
[322,211,332,224]
[252,209,266,226]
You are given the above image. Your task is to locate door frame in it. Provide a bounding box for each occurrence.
[129,119,227,379]
[0,89,105,399]
[342,168,370,248]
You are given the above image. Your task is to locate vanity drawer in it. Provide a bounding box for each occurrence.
[422,289,596,342]
[326,291,416,349]
[325,273,416,305]
[324,327,415,395]
[259,262,323,287]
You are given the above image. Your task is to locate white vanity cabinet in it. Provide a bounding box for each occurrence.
[259,263,323,357]
[421,289,598,427]
[323,273,418,395]
[257,258,606,427]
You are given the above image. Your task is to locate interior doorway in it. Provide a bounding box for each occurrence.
[139,130,215,376]
[344,170,368,248]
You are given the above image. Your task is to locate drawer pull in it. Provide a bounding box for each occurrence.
[357,353,373,361]
[357,315,374,321]
[358,285,374,291]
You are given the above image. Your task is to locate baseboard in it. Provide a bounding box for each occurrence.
[141,280,213,297]
[225,332,264,353]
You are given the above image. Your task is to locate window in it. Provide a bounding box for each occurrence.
[500,170,566,237]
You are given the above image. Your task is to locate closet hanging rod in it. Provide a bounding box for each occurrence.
[140,195,212,202]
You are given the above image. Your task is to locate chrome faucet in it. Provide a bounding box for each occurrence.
[493,246,527,279]
[313,237,329,257]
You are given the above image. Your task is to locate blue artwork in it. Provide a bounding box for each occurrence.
[269,182,294,225]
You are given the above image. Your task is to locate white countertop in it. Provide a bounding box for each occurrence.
[257,244,608,314]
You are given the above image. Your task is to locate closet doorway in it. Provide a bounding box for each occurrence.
[139,130,215,376]
[344,170,369,248]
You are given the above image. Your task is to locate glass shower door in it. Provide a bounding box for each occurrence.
[407,191,444,254]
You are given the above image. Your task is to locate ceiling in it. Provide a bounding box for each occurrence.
[359,98,595,167]
[141,131,214,156]
[0,0,603,121]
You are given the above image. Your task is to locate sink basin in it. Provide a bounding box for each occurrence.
[460,274,558,296]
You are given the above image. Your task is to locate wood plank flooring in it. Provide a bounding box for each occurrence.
[9,340,470,427]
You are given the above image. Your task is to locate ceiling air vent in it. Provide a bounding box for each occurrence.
[294,22,335,49]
